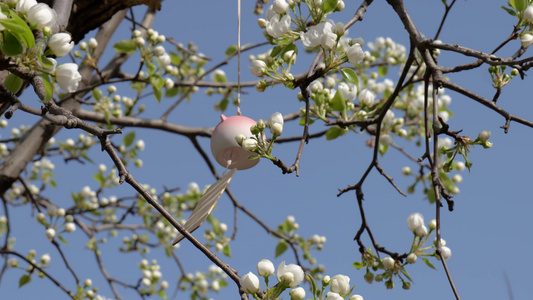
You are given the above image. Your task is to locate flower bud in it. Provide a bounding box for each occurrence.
[364,269,374,284]
[437,246,452,260]
[45,228,56,240]
[415,224,428,237]
[240,272,260,293]
[277,261,304,287]
[330,274,350,295]
[56,63,82,92]
[241,138,258,151]
[428,219,437,230]
[257,259,275,277]
[270,123,283,136]
[27,3,57,30]
[477,130,491,142]
[521,34,533,48]
[406,253,417,264]
[48,33,74,57]
[249,60,267,77]
[289,287,306,300]
[406,212,424,232]
[382,257,395,270]
[524,6,533,22]
[401,166,411,175]
[88,38,98,49]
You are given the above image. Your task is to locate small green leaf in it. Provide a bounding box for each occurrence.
[378,65,389,76]
[275,240,288,257]
[340,68,359,86]
[2,30,23,56]
[92,88,102,101]
[225,44,238,57]
[510,0,527,12]
[422,257,436,270]
[270,45,282,57]
[41,74,53,103]
[57,234,70,245]
[165,86,179,98]
[93,173,105,185]
[152,85,162,102]
[329,90,346,112]
[19,274,31,287]
[325,126,343,140]
[223,243,231,257]
[500,5,517,16]
[113,40,137,53]
[0,11,35,49]
[352,261,364,269]
[4,73,23,94]
[307,273,318,297]
[322,0,339,13]
[123,131,136,147]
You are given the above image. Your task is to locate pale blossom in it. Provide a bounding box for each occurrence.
[290,287,306,300]
[358,89,375,107]
[56,63,82,92]
[382,256,395,269]
[521,34,533,48]
[338,82,357,101]
[48,33,74,57]
[241,138,258,151]
[325,292,343,300]
[249,60,267,77]
[27,3,57,30]
[266,13,291,37]
[277,261,304,287]
[524,6,533,23]
[407,212,424,232]
[257,259,275,276]
[346,43,365,65]
[240,272,260,293]
[330,274,350,295]
[300,20,334,47]
[321,31,337,50]
[16,0,37,13]
[272,0,289,14]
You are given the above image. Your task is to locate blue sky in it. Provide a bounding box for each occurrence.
[2,0,533,299]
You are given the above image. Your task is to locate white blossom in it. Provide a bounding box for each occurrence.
[277,261,304,287]
[40,253,51,264]
[257,259,275,276]
[240,272,260,293]
[272,0,289,14]
[249,60,267,77]
[290,287,306,300]
[16,0,37,13]
[407,212,424,232]
[382,256,395,269]
[406,253,417,264]
[27,3,57,30]
[330,274,350,295]
[325,292,343,300]
[45,228,56,240]
[346,43,365,65]
[56,63,82,92]
[521,34,533,48]
[358,89,375,107]
[48,33,74,57]
[524,6,533,23]
[266,13,291,37]
[300,20,334,48]
[338,82,357,101]
[241,138,258,151]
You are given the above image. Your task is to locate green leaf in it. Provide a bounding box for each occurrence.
[41,74,53,103]
[0,12,34,49]
[93,173,105,185]
[275,240,288,257]
[152,85,162,102]
[500,5,517,16]
[321,0,339,13]
[340,68,359,86]
[270,45,282,57]
[225,44,238,57]
[352,261,364,269]
[165,86,179,98]
[510,0,527,11]
[57,234,70,245]
[2,30,23,56]
[307,273,318,298]
[422,257,436,270]
[330,90,346,112]
[19,274,31,287]
[223,243,231,257]
[401,268,413,281]
[378,65,389,77]
[123,131,136,147]
[378,142,389,156]
[325,126,343,140]
[92,88,102,101]
[4,73,23,94]
[113,40,137,53]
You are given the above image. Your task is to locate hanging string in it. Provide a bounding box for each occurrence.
[237,0,242,116]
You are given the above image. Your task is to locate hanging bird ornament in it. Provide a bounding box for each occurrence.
[172,114,260,244]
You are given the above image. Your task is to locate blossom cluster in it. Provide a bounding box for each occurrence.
[0,0,82,94]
